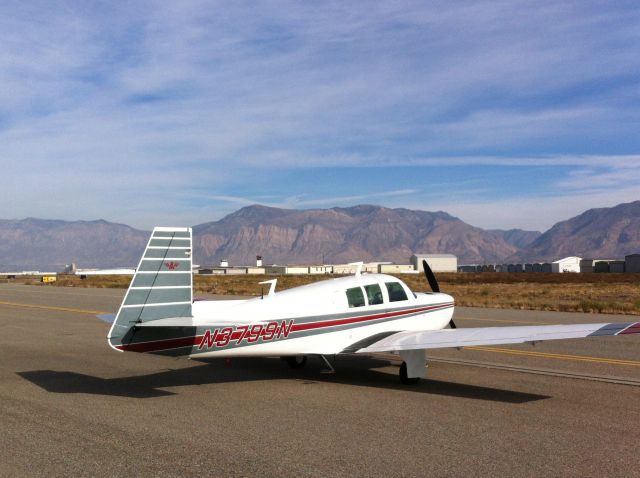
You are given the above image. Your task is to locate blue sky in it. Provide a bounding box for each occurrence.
[1,1,639,231]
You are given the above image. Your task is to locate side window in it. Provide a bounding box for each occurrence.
[346,287,365,308]
[365,284,384,305]
[385,282,408,302]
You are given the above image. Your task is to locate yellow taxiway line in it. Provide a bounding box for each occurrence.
[467,345,640,367]
[453,317,640,366]
[0,300,108,315]
[456,316,551,325]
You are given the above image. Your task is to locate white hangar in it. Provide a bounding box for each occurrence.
[551,256,582,273]
[411,254,458,273]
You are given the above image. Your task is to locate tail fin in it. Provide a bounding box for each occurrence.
[107,227,193,351]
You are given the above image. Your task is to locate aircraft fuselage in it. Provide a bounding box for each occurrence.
[117,273,454,358]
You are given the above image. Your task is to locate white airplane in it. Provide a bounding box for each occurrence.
[105,227,640,384]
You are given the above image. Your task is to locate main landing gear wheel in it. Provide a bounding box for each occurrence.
[400,362,420,385]
[283,355,307,369]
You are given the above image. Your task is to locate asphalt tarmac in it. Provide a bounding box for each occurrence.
[1,283,639,477]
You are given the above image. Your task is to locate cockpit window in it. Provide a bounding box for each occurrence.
[346,287,365,308]
[385,282,408,302]
[365,284,384,305]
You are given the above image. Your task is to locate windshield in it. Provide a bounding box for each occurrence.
[385,282,408,302]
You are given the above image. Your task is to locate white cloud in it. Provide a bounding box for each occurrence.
[0,1,639,229]
[422,185,640,231]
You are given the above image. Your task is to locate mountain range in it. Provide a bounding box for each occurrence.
[193,205,539,265]
[0,219,148,270]
[506,200,640,262]
[1,201,639,270]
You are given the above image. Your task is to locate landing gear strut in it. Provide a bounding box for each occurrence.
[282,355,307,369]
[319,355,336,374]
[400,362,420,385]
[399,349,426,385]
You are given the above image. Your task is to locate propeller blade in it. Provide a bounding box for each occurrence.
[422,260,440,293]
[421,260,454,328]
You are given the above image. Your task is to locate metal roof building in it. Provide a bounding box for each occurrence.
[410,254,457,273]
[551,256,582,273]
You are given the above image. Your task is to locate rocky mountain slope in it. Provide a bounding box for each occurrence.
[490,228,542,250]
[0,218,148,270]
[193,205,532,266]
[508,200,640,262]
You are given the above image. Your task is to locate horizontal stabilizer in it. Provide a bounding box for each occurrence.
[136,317,269,327]
[97,313,116,324]
[134,316,194,327]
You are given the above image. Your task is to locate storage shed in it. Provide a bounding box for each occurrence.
[264,265,287,275]
[610,261,626,273]
[625,254,640,273]
[264,265,311,275]
[378,264,414,274]
[594,261,611,273]
[309,265,333,274]
[580,259,595,273]
[333,263,379,274]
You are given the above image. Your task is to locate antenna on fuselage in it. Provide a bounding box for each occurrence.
[259,279,277,297]
[348,261,364,277]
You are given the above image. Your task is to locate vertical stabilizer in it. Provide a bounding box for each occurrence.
[107,227,193,350]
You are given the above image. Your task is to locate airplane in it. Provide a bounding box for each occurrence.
[104,227,640,384]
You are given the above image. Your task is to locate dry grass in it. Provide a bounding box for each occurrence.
[10,272,640,316]
[402,273,640,315]
[14,275,132,289]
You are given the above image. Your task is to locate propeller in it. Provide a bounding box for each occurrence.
[422,260,456,329]
[422,259,440,293]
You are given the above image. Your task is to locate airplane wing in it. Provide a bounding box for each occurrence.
[351,322,640,354]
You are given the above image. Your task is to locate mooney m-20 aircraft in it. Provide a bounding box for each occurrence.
[105,227,640,383]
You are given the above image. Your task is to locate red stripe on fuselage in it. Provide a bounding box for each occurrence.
[115,302,454,353]
[290,303,452,332]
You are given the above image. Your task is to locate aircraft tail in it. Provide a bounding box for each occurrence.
[107,227,193,351]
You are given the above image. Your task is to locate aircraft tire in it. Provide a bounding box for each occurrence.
[400,362,420,385]
[283,355,307,369]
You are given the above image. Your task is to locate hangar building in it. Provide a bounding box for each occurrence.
[411,254,457,273]
[551,256,581,273]
[551,256,582,272]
